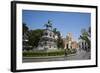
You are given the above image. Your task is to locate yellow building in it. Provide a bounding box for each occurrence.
[64,33,78,49]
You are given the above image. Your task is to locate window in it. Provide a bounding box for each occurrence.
[53,35,55,38]
[50,33,52,37]
[44,32,48,36]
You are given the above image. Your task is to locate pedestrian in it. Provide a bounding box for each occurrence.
[65,49,67,57]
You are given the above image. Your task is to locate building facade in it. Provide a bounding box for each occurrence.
[64,33,78,49]
[23,31,32,51]
[78,39,89,51]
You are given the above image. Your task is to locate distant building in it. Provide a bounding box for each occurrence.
[64,33,78,49]
[37,20,58,50]
[78,39,89,51]
[78,27,91,52]
[23,31,32,51]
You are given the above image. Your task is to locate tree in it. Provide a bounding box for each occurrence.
[23,23,29,35]
[88,26,91,37]
[79,27,91,51]
[23,23,30,40]
[53,28,64,49]
[28,29,44,48]
[23,23,32,51]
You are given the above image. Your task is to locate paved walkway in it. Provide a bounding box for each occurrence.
[66,49,90,60]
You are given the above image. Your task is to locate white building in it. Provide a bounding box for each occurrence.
[78,39,89,51]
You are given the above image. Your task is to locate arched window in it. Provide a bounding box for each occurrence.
[50,34,52,37]
[67,44,68,49]
[44,32,48,36]
[50,33,52,37]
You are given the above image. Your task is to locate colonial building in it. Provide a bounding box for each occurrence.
[37,20,58,50]
[64,33,78,49]
[23,31,32,51]
[78,39,89,51]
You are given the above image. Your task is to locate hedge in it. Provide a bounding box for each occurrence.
[23,49,77,57]
[23,50,64,57]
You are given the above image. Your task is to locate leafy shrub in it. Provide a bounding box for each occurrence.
[23,50,64,57]
[23,49,76,57]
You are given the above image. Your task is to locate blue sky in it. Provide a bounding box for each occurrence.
[22,10,91,41]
